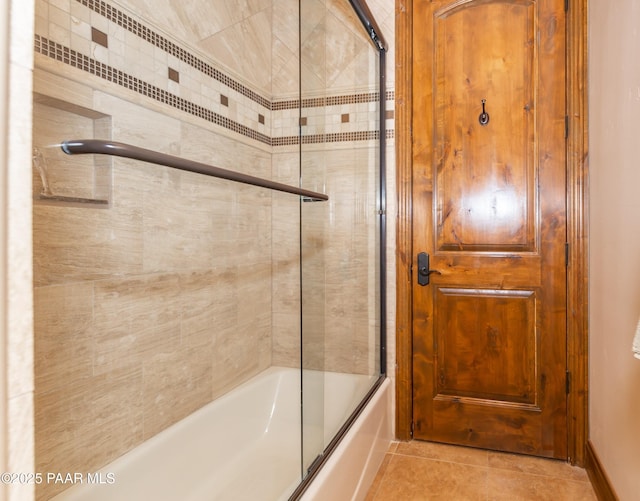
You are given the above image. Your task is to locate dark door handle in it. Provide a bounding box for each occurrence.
[417,252,441,286]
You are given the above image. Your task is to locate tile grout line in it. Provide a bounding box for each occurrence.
[386,450,592,484]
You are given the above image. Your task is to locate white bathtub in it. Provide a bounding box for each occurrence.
[52,367,391,501]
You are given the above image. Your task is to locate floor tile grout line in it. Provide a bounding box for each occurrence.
[385,450,591,484]
[387,450,490,467]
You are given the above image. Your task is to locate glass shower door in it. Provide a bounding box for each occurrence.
[298,0,385,488]
[299,0,328,477]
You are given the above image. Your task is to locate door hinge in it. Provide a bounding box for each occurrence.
[565,242,569,267]
[565,115,569,139]
[566,370,571,394]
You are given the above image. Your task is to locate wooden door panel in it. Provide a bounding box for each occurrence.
[428,400,543,453]
[412,0,567,459]
[434,287,537,405]
[435,1,536,252]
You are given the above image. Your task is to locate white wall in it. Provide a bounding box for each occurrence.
[589,1,640,499]
[1,0,35,500]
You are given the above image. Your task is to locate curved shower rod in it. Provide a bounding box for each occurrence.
[60,139,328,202]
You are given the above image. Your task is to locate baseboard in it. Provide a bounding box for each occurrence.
[585,440,619,501]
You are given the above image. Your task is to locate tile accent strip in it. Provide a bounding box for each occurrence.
[35,34,395,146]
[91,27,108,48]
[75,0,271,110]
[35,34,395,145]
[73,0,394,113]
[273,92,393,111]
[273,130,381,147]
[35,35,272,145]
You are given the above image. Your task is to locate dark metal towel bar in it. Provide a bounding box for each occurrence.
[60,139,328,201]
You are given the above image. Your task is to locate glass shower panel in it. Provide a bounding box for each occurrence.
[299,0,328,476]
[320,12,382,442]
[299,0,383,481]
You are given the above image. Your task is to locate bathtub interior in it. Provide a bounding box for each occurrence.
[32,0,386,500]
[50,368,385,501]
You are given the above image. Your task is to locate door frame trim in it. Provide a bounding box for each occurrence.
[394,0,589,465]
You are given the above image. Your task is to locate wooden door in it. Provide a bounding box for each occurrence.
[411,0,567,458]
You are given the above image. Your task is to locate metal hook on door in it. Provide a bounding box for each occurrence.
[478,99,490,126]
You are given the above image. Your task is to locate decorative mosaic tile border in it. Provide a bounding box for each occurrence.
[35,34,394,146]
[76,0,272,110]
[272,130,382,147]
[35,35,273,145]
[75,0,393,114]
[273,92,395,111]
[36,0,395,146]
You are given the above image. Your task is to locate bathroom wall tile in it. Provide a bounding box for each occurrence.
[70,0,91,25]
[229,197,273,267]
[48,11,71,48]
[271,164,301,368]
[207,262,271,394]
[327,23,362,92]
[272,252,300,307]
[71,8,91,44]
[70,31,91,55]
[93,92,182,152]
[299,0,326,51]
[35,0,49,37]
[198,8,273,96]
[142,345,213,439]
[92,273,182,375]
[32,201,144,286]
[35,367,144,500]
[48,2,70,26]
[237,261,272,343]
[212,322,265,398]
[271,312,300,368]
[49,0,70,12]
[272,0,298,64]
[141,169,217,273]
[34,283,94,394]
[107,35,126,64]
[89,7,109,34]
[179,120,272,180]
[179,269,236,349]
[300,23,327,96]
[33,70,95,110]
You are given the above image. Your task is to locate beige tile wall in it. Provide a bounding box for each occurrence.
[32,74,276,500]
[32,0,391,499]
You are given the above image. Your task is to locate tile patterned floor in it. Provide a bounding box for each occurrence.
[365,441,597,501]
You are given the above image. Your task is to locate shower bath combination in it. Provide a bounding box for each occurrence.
[32,0,389,500]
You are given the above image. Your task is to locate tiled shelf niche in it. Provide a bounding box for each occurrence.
[33,94,112,208]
